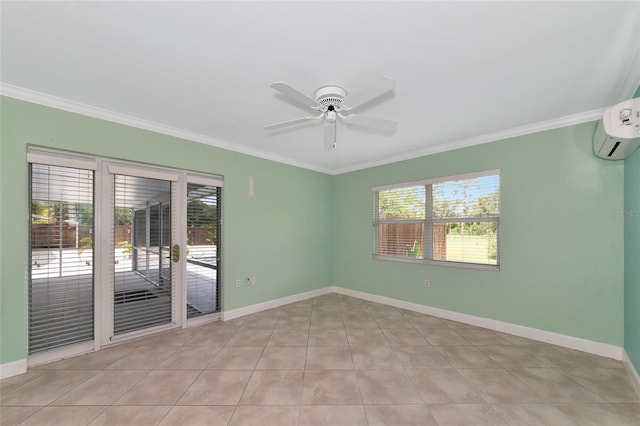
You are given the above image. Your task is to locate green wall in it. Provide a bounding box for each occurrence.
[625,144,640,372]
[624,89,640,372]
[0,97,332,365]
[332,123,624,346]
[0,94,628,367]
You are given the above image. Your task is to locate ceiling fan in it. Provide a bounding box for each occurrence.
[265,76,397,150]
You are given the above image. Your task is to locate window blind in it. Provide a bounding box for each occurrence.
[374,171,500,268]
[29,163,95,354]
[113,174,173,335]
[185,183,221,318]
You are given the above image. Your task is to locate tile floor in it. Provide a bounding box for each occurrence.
[1,293,639,425]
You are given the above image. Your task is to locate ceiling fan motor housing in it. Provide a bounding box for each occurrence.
[314,86,347,110]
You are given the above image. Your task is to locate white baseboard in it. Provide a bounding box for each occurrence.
[623,350,640,397]
[222,287,334,321]
[332,286,624,360]
[0,359,27,379]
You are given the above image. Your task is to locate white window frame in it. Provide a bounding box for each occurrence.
[373,169,500,271]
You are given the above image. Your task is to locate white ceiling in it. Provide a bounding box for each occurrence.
[2,1,639,174]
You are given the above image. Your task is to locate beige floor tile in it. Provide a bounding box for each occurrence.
[563,367,640,402]
[428,403,507,425]
[240,315,279,330]
[553,403,640,426]
[0,406,41,425]
[346,329,389,346]
[455,328,513,345]
[406,314,450,329]
[158,346,220,369]
[267,330,309,346]
[350,346,403,369]
[228,406,299,426]
[160,406,235,426]
[309,315,345,329]
[525,345,605,369]
[115,369,200,405]
[307,330,348,346]
[275,316,311,330]
[0,369,46,395]
[88,406,171,425]
[365,404,439,426]
[491,403,576,426]
[256,347,307,369]
[420,329,470,345]
[129,327,203,347]
[0,370,97,406]
[356,370,423,404]
[305,347,353,369]
[18,406,105,426]
[177,370,253,405]
[382,329,428,345]
[186,329,236,346]
[407,368,484,403]
[35,345,134,370]
[435,345,499,368]
[457,368,545,403]
[393,345,450,368]
[301,370,361,404]
[240,370,304,405]
[4,293,637,426]
[52,369,147,405]
[375,317,416,330]
[479,345,551,368]
[508,368,604,403]
[343,318,380,330]
[298,405,368,426]
[106,345,177,369]
[207,346,264,369]
[226,329,272,346]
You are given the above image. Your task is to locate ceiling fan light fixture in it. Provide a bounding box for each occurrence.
[265,77,397,148]
[314,86,347,109]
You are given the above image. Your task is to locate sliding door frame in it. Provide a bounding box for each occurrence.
[27,147,223,365]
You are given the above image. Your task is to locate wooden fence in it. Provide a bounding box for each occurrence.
[32,224,215,247]
[377,222,446,259]
[31,224,92,248]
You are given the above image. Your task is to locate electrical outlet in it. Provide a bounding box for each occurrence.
[250,276,256,285]
[425,279,430,288]
[235,279,241,288]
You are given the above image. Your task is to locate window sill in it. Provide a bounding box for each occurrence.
[373,255,500,271]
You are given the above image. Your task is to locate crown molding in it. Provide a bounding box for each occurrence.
[2,83,608,176]
[0,83,333,175]
[331,108,606,175]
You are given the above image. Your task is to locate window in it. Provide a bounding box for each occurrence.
[29,162,95,354]
[373,170,500,269]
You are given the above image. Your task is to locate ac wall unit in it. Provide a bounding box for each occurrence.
[593,98,640,160]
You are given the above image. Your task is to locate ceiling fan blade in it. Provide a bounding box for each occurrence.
[264,116,319,130]
[341,76,395,110]
[341,114,397,132]
[271,82,322,110]
[324,122,337,150]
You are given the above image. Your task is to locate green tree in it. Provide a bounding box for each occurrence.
[115,208,132,225]
[378,186,425,219]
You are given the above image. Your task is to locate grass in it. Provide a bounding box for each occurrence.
[446,234,496,265]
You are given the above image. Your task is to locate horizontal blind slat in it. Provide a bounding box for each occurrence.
[29,163,95,355]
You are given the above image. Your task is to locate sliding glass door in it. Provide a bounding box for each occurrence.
[185,181,221,318]
[28,163,95,355]
[112,173,174,335]
[28,150,223,360]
